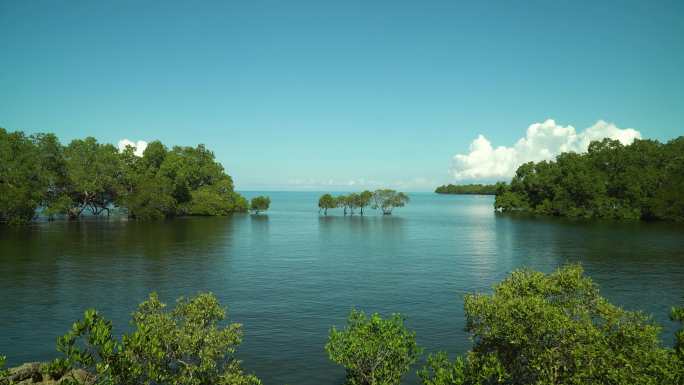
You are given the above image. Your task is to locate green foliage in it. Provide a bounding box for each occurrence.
[0,128,50,224]
[355,191,373,215]
[41,357,72,380]
[418,352,507,385]
[121,175,177,220]
[49,292,260,385]
[0,355,8,380]
[435,184,499,195]
[45,308,120,385]
[318,190,405,216]
[318,193,336,215]
[326,309,421,385]
[153,144,246,217]
[62,137,122,218]
[420,265,684,385]
[372,189,409,215]
[672,305,684,360]
[0,128,247,224]
[495,137,684,221]
[117,140,176,220]
[652,138,684,221]
[336,194,352,215]
[185,182,246,216]
[250,196,270,214]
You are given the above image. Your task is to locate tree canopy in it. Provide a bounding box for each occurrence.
[0,128,248,224]
[318,193,336,215]
[250,196,271,214]
[0,129,51,224]
[326,309,421,385]
[418,265,684,385]
[372,189,409,215]
[673,305,684,361]
[494,137,684,221]
[39,292,261,385]
[317,190,408,216]
[63,137,122,218]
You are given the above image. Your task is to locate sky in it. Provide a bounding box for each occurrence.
[1,0,683,191]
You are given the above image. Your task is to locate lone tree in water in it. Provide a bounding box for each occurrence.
[318,193,336,215]
[326,309,421,385]
[250,196,270,214]
[372,189,409,215]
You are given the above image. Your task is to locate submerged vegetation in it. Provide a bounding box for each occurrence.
[435,183,499,195]
[0,128,247,225]
[3,266,682,385]
[494,137,684,221]
[318,189,409,216]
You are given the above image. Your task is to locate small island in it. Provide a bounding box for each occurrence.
[434,183,499,195]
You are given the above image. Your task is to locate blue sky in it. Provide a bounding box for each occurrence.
[1,0,683,191]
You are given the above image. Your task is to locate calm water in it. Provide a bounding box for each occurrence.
[1,192,684,384]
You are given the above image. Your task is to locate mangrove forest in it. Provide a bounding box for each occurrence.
[492,137,684,221]
[0,128,250,224]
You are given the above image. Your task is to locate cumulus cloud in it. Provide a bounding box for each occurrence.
[117,139,148,157]
[451,119,641,180]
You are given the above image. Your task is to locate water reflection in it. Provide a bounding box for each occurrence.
[1,193,683,385]
[0,216,239,365]
[492,213,684,330]
[317,215,405,235]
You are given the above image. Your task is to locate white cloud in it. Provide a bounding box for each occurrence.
[451,119,641,180]
[117,139,148,157]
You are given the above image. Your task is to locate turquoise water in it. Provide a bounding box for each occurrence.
[1,192,684,384]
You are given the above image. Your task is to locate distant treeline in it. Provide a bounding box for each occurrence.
[435,183,499,195]
[495,137,684,221]
[0,128,248,224]
[318,189,409,215]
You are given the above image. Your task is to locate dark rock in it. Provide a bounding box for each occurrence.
[2,363,94,385]
[7,362,42,383]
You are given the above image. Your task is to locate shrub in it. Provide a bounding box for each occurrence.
[419,265,684,385]
[326,309,421,385]
[50,292,260,385]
